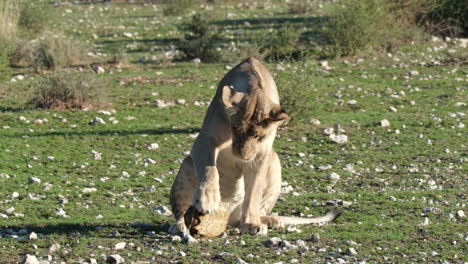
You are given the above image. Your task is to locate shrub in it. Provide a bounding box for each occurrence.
[176,14,222,63]
[31,71,106,109]
[288,0,313,14]
[0,0,19,40]
[0,37,13,80]
[258,26,303,61]
[324,0,397,57]
[162,0,196,16]
[32,33,88,72]
[276,68,318,122]
[17,2,52,36]
[421,0,468,37]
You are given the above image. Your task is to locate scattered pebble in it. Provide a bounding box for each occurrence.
[106,254,125,264]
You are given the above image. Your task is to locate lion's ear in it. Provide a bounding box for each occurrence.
[268,104,289,123]
[221,86,235,107]
[221,85,245,108]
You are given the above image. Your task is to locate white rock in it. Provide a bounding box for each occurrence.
[121,171,130,177]
[0,213,8,219]
[329,134,348,144]
[113,242,126,250]
[91,150,102,161]
[106,254,125,264]
[182,233,198,244]
[327,172,340,182]
[380,119,390,128]
[345,247,357,256]
[235,258,248,264]
[347,100,357,105]
[92,65,105,74]
[21,254,39,264]
[176,99,186,104]
[147,143,159,150]
[152,205,172,216]
[123,32,133,38]
[49,243,61,253]
[389,106,398,112]
[54,208,67,217]
[388,196,397,201]
[323,127,334,135]
[28,177,41,184]
[144,158,156,164]
[309,118,321,126]
[457,210,465,218]
[83,187,97,193]
[90,117,106,125]
[29,232,38,240]
[178,251,186,257]
[456,122,465,128]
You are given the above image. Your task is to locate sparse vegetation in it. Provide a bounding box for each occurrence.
[258,25,303,61]
[324,0,398,57]
[32,33,88,72]
[17,1,52,35]
[176,13,222,62]
[0,1,467,263]
[31,71,106,109]
[162,0,196,16]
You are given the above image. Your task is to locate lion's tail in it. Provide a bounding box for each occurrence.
[261,209,342,227]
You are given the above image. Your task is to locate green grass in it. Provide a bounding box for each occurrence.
[0,1,467,263]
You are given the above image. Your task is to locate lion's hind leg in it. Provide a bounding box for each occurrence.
[169,156,198,235]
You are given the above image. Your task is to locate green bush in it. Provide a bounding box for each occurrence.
[162,0,196,16]
[276,68,318,122]
[422,0,468,37]
[31,71,107,109]
[324,0,396,57]
[0,37,13,80]
[33,33,88,72]
[17,2,52,35]
[258,26,303,61]
[176,14,222,63]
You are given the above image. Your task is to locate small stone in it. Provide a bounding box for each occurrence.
[92,65,105,74]
[21,254,39,264]
[389,106,398,112]
[152,205,172,216]
[49,243,61,253]
[388,196,397,201]
[309,118,321,126]
[106,254,125,264]
[327,172,340,182]
[264,237,282,247]
[457,210,465,218]
[90,117,106,125]
[147,143,159,150]
[113,242,126,250]
[323,127,334,135]
[54,208,67,217]
[311,233,320,242]
[345,248,358,256]
[178,251,186,257]
[122,32,133,38]
[176,99,186,104]
[235,258,248,264]
[29,232,38,240]
[28,177,41,184]
[91,150,102,161]
[171,235,182,242]
[83,187,97,193]
[121,171,130,177]
[380,119,390,128]
[182,233,198,244]
[329,134,348,144]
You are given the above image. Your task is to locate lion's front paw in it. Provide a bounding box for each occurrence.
[240,222,268,235]
[193,184,221,214]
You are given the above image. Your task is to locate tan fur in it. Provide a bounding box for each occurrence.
[169,57,341,237]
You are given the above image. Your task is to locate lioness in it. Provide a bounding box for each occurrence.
[169,57,341,237]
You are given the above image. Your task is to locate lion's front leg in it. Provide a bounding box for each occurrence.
[191,136,222,214]
[240,161,269,235]
[193,166,221,214]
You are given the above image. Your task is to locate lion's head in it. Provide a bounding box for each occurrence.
[221,85,289,161]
